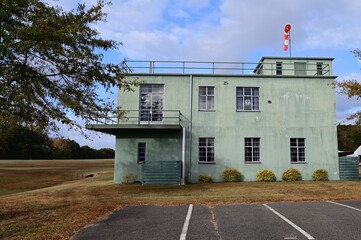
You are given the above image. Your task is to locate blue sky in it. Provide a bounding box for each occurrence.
[49,0,361,149]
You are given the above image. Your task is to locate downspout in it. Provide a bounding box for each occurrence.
[181,127,185,185]
[188,74,193,183]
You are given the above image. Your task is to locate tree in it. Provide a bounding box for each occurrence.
[52,138,81,159]
[337,124,361,151]
[0,0,135,132]
[0,125,52,159]
[336,49,361,125]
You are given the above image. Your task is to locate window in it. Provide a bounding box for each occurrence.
[294,62,306,75]
[236,87,259,111]
[199,86,215,111]
[138,143,146,163]
[199,138,214,163]
[245,138,260,162]
[140,84,164,122]
[276,62,282,75]
[317,62,323,75]
[290,138,305,163]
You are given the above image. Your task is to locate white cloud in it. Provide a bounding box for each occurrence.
[42,0,361,148]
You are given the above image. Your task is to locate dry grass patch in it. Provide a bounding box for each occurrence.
[0,160,113,196]
[0,160,361,240]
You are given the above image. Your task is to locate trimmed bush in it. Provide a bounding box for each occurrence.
[256,169,276,182]
[198,174,212,183]
[282,168,302,181]
[312,169,329,181]
[123,172,136,183]
[222,168,243,182]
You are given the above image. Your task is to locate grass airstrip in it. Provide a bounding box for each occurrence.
[0,159,360,240]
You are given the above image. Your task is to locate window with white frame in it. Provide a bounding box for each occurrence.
[236,87,259,111]
[290,138,305,163]
[199,138,214,163]
[199,86,215,111]
[139,84,164,122]
[137,142,146,163]
[245,138,260,162]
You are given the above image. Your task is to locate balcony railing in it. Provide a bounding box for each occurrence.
[122,60,331,76]
[86,110,183,126]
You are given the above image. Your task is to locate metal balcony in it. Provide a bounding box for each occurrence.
[86,110,185,135]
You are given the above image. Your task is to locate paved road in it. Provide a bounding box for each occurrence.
[72,200,361,240]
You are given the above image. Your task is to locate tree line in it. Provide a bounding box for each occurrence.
[0,125,114,159]
[337,124,361,152]
[1,123,360,159]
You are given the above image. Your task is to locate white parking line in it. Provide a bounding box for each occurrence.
[263,204,315,240]
[327,201,361,212]
[180,204,193,240]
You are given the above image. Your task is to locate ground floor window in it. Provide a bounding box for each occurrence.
[199,138,215,163]
[245,138,260,162]
[138,142,146,163]
[290,138,305,163]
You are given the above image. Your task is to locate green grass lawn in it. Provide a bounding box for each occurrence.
[0,160,360,240]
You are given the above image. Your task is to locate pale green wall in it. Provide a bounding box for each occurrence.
[114,132,182,183]
[114,59,339,183]
[190,75,338,182]
[259,58,333,76]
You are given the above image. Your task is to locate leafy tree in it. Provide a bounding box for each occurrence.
[0,124,52,159]
[0,124,114,159]
[0,0,135,132]
[337,124,361,152]
[52,138,81,159]
[336,49,361,125]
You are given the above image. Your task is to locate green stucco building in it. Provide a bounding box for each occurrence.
[87,57,339,184]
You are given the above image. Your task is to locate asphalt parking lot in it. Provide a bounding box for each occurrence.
[72,200,361,240]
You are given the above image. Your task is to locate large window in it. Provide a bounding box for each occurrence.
[245,138,260,162]
[140,84,164,122]
[236,87,259,111]
[199,138,215,163]
[290,138,305,163]
[199,86,215,111]
[137,142,146,163]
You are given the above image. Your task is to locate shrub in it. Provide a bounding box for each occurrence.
[198,174,212,183]
[222,168,243,182]
[123,172,136,183]
[282,168,302,181]
[256,169,276,182]
[312,169,329,181]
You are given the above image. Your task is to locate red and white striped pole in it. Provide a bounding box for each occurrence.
[284,24,291,57]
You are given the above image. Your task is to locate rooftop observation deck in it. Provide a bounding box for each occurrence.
[123,57,333,76]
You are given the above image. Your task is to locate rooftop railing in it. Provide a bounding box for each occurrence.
[122,60,331,76]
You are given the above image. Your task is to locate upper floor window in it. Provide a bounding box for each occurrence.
[199,138,215,163]
[236,87,259,111]
[199,86,215,111]
[290,138,305,163]
[140,84,164,122]
[276,62,282,75]
[317,62,323,75]
[294,62,307,75]
[245,138,260,163]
